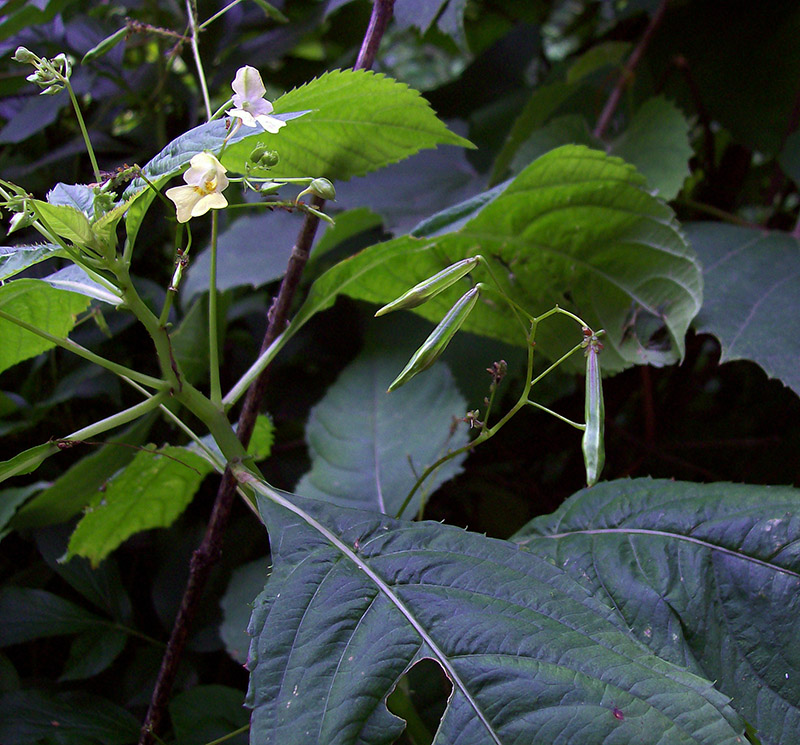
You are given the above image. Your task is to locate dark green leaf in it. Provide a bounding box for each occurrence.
[0,94,63,144]
[608,97,692,201]
[0,587,105,646]
[239,474,746,744]
[220,557,271,664]
[295,345,468,517]
[0,482,46,541]
[513,478,800,745]
[59,627,127,682]
[0,689,139,745]
[66,446,214,566]
[170,685,249,745]
[687,222,800,397]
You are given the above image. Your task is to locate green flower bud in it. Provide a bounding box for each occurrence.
[259,181,282,195]
[249,145,269,163]
[13,47,37,64]
[375,257,481,317]
[388,286,481,392]
[308,177,336,200]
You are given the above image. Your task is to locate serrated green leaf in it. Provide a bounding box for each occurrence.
[608,97,692,200]
[688,222,800,397]
[66,446,213,566]
[0,587,105,645]
[236,471,746,745]
[298,145,702,373]
[295,345,468,517]
[513,477,800,745]
[0,278,91,374]
[30,200,100,251]
[0,243,66,281]
[222,69,474,182]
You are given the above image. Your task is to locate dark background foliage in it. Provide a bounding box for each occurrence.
[1,1,800,743]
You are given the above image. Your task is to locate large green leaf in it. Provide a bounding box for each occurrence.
[608,97,692,201]
[65,446,213,566]
[0,279,91,374]
[513,478,800,745]
[222,69,474,181]
[170,685,249,745]
[236,470,746,744]
[687,222,800,397]
[297,145,702,373]
[295,346,468,518]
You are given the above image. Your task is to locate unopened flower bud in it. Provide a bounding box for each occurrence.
[308,177,335,200]
[13,46,37,64]
[249,145,269,163]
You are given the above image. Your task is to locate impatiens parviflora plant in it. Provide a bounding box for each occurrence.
[0,58,341,493]
[375,255,607,519]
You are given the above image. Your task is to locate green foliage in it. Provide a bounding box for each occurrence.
[2,2,800,744]
[66,446,214,566]
[301,145,700,373]
[0,280,90,374]
[689,222,800,397]
[295,345,468,517]
[222,69,475,180]
[242,474,763,745]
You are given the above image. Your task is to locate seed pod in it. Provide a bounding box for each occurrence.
[82,27,128,64]
[582,334,605,487]
[388,286,480,392]
[375,257,480,317]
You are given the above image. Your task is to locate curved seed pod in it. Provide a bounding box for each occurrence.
[387,286,480,392]
[375,256,480,317]
[582,333,605,487]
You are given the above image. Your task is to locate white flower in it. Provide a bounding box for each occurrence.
[166,152,229,223]
[228,66,285,134]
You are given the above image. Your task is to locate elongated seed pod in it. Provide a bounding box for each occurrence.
[387,286,480,391]
[582,335,605,486]
[375,257,480,317]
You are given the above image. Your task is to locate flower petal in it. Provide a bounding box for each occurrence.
[232,65,266,104]
[229,107,258,128]
[254,114,286,134]
[191,192,228,218]
[166,185,203,223]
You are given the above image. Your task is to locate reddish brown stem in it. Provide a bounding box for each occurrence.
[593,0,670,139]
[137,2,396,743]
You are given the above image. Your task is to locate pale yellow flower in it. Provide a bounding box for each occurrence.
[166,152,229,223]
[229,66,285,134]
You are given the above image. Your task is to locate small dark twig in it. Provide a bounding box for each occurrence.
[593,0,670,139]
[137,2,396,743]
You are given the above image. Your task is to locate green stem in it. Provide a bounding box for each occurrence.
[526,400,585,430]
[64,80,101,182]
[64,391,169,442]
[529,341,584,388]
[186,0,212,121]
[204,725,250,745]
[0,308,166,389]
[200,0,245,29]
[208,211,222,406]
